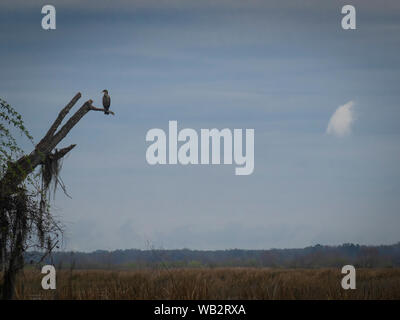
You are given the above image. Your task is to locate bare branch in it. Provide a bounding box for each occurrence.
[39,93,81,145]
[89,105,115,115]
[53,144,76,160]
[47,99,93,152]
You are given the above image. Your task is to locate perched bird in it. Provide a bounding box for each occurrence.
[102,89,111,115]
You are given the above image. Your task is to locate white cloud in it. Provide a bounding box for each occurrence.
[326,101,355,137]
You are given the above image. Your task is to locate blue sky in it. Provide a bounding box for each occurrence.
[1,0,400,251]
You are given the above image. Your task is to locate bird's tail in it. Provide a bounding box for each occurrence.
[104,111,110,115]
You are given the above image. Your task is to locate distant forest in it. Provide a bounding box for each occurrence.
[27,243,400,269]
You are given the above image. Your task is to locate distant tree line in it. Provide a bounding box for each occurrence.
[27,242,400,269]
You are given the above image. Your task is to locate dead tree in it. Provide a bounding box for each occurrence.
[0,92,113,299]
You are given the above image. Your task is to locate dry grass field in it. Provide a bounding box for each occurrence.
[10,267,400,300]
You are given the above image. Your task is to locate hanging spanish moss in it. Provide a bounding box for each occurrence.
[0,157,65,299]
[41,151,65,198]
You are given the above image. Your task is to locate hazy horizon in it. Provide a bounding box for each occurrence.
[47,241,400,254]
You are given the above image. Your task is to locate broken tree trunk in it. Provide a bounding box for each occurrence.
[0,92,113,299]
[0,92,113,198]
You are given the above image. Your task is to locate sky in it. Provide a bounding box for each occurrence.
[1,0,399,251]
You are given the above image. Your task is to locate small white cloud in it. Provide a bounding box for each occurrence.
[326,101,355,137]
